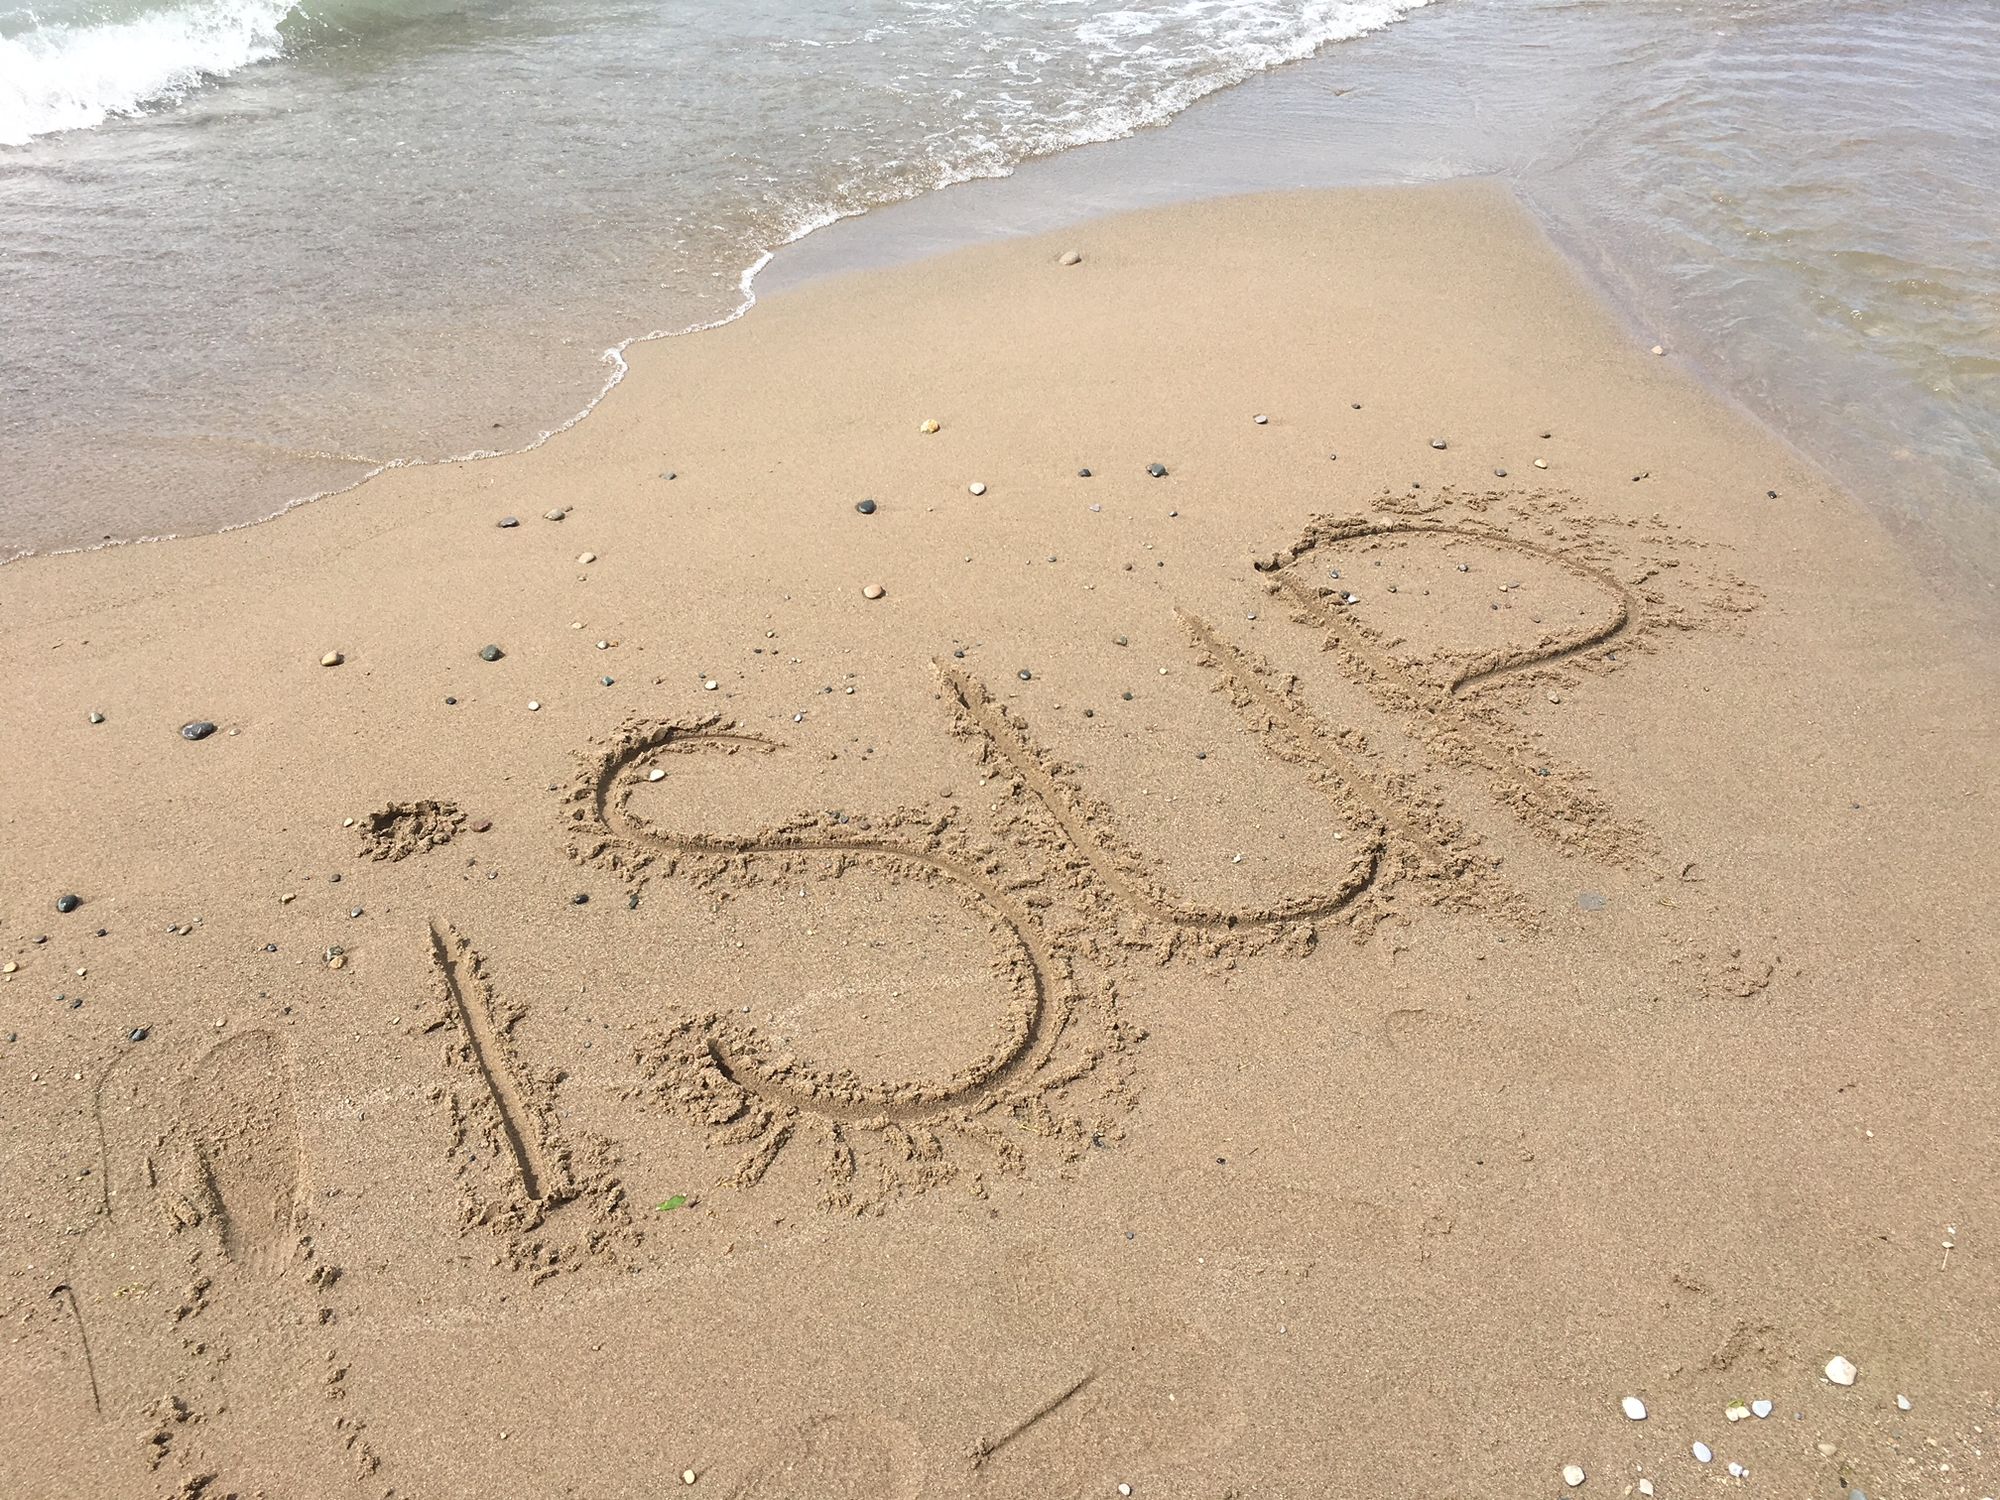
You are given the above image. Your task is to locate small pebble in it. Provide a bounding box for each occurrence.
[1533,458,1548,469]
[479,644,504,662]
[1895,1393,1911,1411]
[1638,1482,1654,1497]
[600,676,614,687]
[1077,468,1092,477]
[128,1027,148,1042]
[88,711,104,723]
[1146,463,1167,478]
[571,893,589,905]
[544,508,564,521]
[472,820,492,832]
[1691,1442,1712,1464]
[1651,344,1666,355]
[968,482,986,495]
[180,721,217,741]
[578,551,596,564]
[855,498,876,514]
[1620,1396,1647,1421]
[682,1472,696,1487]
[321,651,343,667]
[1562,1464,1585,1487]
[1726,1401,1749,1423]
[703,679,719,690]
[527,700,541,711]
[1825,1354,1858,1386]
[1750,1399,1772,1418]
[57,894,81,913]
[1430,438,1447,449]
[1494,468,1508,477]
[919,418,941,434]
[1254,414,1268,425]
[648,769,665,782]
[498,516,518,528]
[862,584,884,600]
[1018,670,1032,681]
[1059,249,1081,266]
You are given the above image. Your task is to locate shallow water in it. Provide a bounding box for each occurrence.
[2,0,1996,607]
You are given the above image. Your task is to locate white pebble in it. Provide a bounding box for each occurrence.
[1727,1462,1745,1478]
[1751,1398,1773,1418]
[861,583,884,600]
[1638,1481,1654,1497]
[1253,414,1268,424]
[682,1470,696,1486]
[1825,1354,1858,1386]
[647,768,665,782]
[527,700,540,711]
[1691,1441,1712,1464]
[1533,458,1549,469]
[320,651,343,667]
[578,551,596,564]
[968,482,986,495]
[1117,1488,1131,1498]
[1725,1401,1749,1422]
[1651,344,1666,356]
[1621,1396,1647,1421]
[1562,1464,1585,1487]
[703,679,719,691]
[1896,1393,1911,1411]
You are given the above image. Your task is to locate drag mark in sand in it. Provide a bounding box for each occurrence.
[568,717,1135,1202]
[50,1283,103,1416]
[938,665,1385,933]
[428,920,548,1203]
[971,1371,1096,1469]
[1258,492,1754,863]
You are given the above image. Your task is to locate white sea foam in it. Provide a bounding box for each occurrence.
[0,0,293,145]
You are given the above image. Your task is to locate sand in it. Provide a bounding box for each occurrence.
[2,182,1996,1499]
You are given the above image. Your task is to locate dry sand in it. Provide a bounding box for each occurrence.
[2,182,1996,1499]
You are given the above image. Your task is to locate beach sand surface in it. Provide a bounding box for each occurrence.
[2,183,1995,1498]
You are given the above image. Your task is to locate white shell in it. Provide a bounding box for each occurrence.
[1620,1396,1647,1421]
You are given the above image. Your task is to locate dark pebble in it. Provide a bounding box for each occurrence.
[664,471,677,480]
[128,1027,148,1042]
[264,943,277,952]
[498,516,519,528]
[1328,453,1337,462]
[329,873,341,883]
[56,894,81,913]
[180,721,217,741]
[1146,464,1167,478]
[349,907,363,919]
[1494,468,1508,477]
[479,645,504,662]
[1077,468,1092,478]
[89,711,105,724]
[445,696,457,705]
[1121,691,1134,701]
[1351,403,1362,410]
[1018,670,1032,681]
[952,649,965,659]
[572,893,589,905]
[601,676,615,687]
[1767,489,1778,499]
[856,498,876,514]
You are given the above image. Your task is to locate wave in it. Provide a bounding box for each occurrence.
[0,0,296,144]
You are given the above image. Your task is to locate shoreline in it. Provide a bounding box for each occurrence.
[5,181,1995,1497]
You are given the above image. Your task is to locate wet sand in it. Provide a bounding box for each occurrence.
[2,182,1996,1499]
